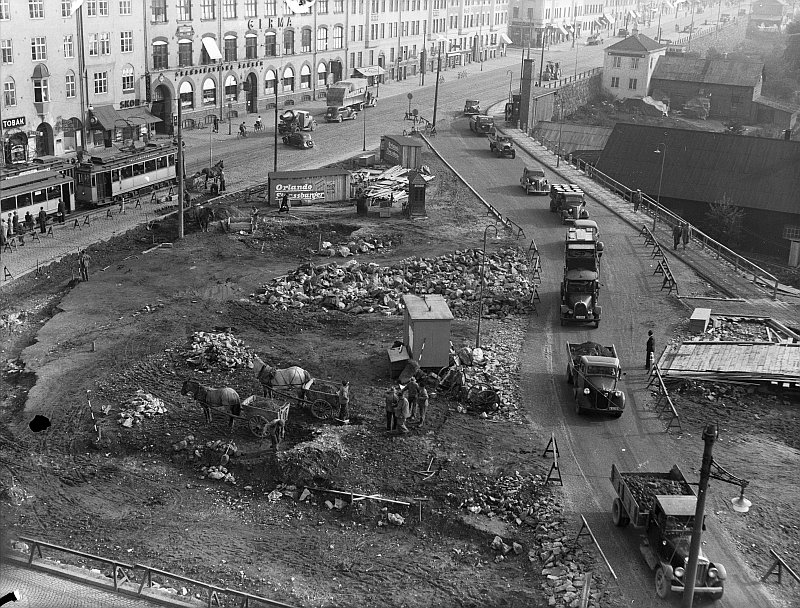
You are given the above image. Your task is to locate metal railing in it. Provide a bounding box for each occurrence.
[536,67,602,89]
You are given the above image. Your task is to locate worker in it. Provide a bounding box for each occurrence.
[646,330,655,371]
[385,386,398,432]
[632,189,642,213]
[280,193,290,212]
[37,207,47,234]
[682,223,691,250]
[672,223,683,250]
[393,390,410,435]
[78,249,91,281]
[336,380,350,424]
[250,206,260,233]
[415,385,429,427]
[402,376,420,421]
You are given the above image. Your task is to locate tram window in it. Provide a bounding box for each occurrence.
[33,189,47,204]
[112,170,120,182]
[1,197,15,212]
[77,172,91,185]
[133,163,144,176]
[121,165,133,179]
[145,159,156,173]
[17,193,32,208]
[157,156,167,169]
[47,185,61,200]
[168,154,175,166]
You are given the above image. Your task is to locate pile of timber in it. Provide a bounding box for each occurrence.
[352,166,434,205]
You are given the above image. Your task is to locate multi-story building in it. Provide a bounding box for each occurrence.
[0,0,150,162]
[601,28,664,100]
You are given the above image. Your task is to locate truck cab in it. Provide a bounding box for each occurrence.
[561,200,588,224]
[560,269,601,327]
[464,99,481,115]
[567,350,624,416]
[549,184,584,213]
[278,109,316,134]
[469,115,495,134]
[488,133,516,158]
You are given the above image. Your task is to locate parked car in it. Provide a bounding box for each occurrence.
[586,33,603,45]
[720,13,731,23]
[325,106,359,122]
[282,132,314,149]
[617,28,629,37]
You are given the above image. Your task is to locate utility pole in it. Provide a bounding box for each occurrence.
[432,54,442,127]
[75,2,89,154]
[177,102,184,240]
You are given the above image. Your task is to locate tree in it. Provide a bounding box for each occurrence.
[704,194,745,248]
[785,21,800,71]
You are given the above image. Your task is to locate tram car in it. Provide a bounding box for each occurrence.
[1,169,75,223]
[75,142,177,207]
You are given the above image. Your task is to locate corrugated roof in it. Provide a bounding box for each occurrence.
[652,56,764,87]
[606,33,664,53]
[651,55,708,81]
[532,122,613,155]
[269,168,350,179]
[594,124,800,214]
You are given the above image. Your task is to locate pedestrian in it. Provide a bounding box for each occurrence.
[646,330,655,371]
[280,192,290,212]
[394,390,410,434]
[250,205,260,233]
[37,206,47,234]
[212,115,219,133]
[24,211,33,232]
[415,385,429,427]
[632,189,642,212]
[682,223,691,250]
[672,223,682,250]
[78,249,91,281]
[12,212,20,234]
[385,386,398,432]
[336,380,350,424]
[0,219,6,248]
[402,376,420,421]
[6,213,12,235]
[57,198,66,223]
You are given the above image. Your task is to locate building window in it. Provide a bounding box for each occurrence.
[86,0,97,16]
[121,66,134,92]
[61,0,72,17]
[31,37,47,61]
[334,0,343,12]
[152,0,166,22]
[302,28,311,53]
[357,51,362,67]
[245,0,257,17]
[0,39,11,64]
[100,32,110,55]
[317,27,328,51]
[34,78,50,102]
[119,0,132,15]
[224,75,237,100]
[63,35,74,58]
[3,79,15,107]
[66,72,76,98]
[333,25,343,49]
[284,29,294,55]
[265,33,276,56]
[631,57,640,69]
[265,69,276,94]
[300,64,311,89]
[178,40,193,66]
[612,56,621,68]
[120,31,133,53]
[201,0,215,19]
[93,71,107,94]
[245,34,257,58]
[179,81,194,108]
[152,41,168,69]
[282,66,294,92]
[223,0,235,18]
[266,0,276,15]
[177,0,191,19]
[88,34,98,56]
[317,62,327,86]
[610,76,619,88]
[202,78,216,104]
[628,78,637,90]
[29,0,44,19]
[98,0,108,16]
[224,36,237,60]
[317,0,328,13]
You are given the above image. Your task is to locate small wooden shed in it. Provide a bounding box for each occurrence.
[380,135,424,169]
[407,171,427,216]
[402,294,453,369]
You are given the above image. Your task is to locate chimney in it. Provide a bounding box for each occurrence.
[632,20,639,37]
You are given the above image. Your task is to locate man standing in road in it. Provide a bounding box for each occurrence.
[37,207,47,234]
[672,223,682,250]
[682,223,691,250]
[79,249,91,281]
[646,330,655,371]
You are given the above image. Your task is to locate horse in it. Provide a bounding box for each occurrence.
[201,160,225,190]
[251,355,311,398]
[181,379,241,429]
[197,207,215,232]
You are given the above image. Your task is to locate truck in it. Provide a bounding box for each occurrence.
[487,132,516,158]
[325,78,375,112]
[277,109,317,134]
[520,166,549,195]
[469,115,495,134]
[565,226,603,269]
[610,464,727,600]
[560,268,601,327]
[565,342,624,415]
[549,184,584,213]
[464,99,481,115]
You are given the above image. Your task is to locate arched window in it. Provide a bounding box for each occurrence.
[282,66,294,92]
[317,27,328,52]
[264,69,276,94]
[245,33,257,59]
[3,77,16,107]
[121,64,135,93]
[179,80,194,108]
[152,40,168,70]
[265,32,276,57]
[224,74,238,101]
[283,29,294,55]
[300,64,311,89]
[202,78,216,105]
[332,26,343,49]
[317,62,327,87]
[301,27,312,53]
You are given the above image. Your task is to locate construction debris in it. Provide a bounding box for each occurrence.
[252,247,537,319]
[351,165,434,204]
[457,471,547,525]
[316,236,399,258]
[117,390,167,427]
[200,465,236,484]
[184,331,252,369]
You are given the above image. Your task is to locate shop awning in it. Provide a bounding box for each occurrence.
[593,20,604,28]
[629,10,639,19]
[90,105,123,130]
[201,37,222,61]
[602,13,615,25]
[356,66,386,77]
[558,24,568,36]
[119,107,163,125]
[663,1,675,10]
[499,32,513,44]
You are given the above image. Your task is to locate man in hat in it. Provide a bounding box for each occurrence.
[646,330,655,370]
[336,380,350,424]
[632,189,642,213]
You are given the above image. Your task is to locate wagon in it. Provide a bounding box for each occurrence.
[264,378,342,421]
[239,395,291,438]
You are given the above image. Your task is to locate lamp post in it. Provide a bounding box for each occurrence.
[476,224,499,349]
[556,90,564,167]
[227,102,232,135]
[506,70,514,102]
[538,27,548,85]
[654,140,666,231]
[362,96,367,152]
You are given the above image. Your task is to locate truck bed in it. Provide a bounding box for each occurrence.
[567,341,616,364]
[611,464,694,527]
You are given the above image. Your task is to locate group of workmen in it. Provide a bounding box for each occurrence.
[1,202,66,247]
[384,377,429,434]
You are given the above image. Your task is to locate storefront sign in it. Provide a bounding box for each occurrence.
[247,17,294,30]
[119,99,141,109]
[274,182,325,202]
[176,25,195,38]
[2,117,26,129]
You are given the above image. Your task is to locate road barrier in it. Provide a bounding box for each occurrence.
[762,549,800,586]
[646,364,681,431]
[640,225,678,295]
[542,434,563,485]
[574,516,617,580]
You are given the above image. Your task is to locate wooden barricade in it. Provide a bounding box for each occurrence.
[646,364,681,431]
[762,549,800,585]
[542,434,562,485]
[575,516,618,580]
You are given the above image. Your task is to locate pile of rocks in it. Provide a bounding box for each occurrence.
[458,471,543,524]
[251,247,536,318]
[490,535,524,563]
[316,236,399,258]
[200,465,236,484]
[117,390,167,427]
[184,331,252,369]
[704,317,770,341]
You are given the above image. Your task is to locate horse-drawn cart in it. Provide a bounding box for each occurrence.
[252,357,342,421]
[240,395,291,438]
[301,379,341,420]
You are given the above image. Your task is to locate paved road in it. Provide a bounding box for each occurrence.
[428,108,776,607]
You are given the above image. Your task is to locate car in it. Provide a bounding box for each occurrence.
[282,132,314,149]
[325,106,359,122]
[586,33,603,45]
[464,99,481,115]
[720,13,731,22]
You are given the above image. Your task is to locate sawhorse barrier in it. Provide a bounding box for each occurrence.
[646,364,681,431]
[640,225,679,296]
[542,434,562,485]
[654,260,678,294]
[575,516,618,581]
[762,549,800,585]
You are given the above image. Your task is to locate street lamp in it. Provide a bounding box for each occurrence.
[654,140,667,231]
[506,70,514,102]
[682,423,751,608]
[555,91,564,167]
[362,97,367,152]
[227,102,232,136]
[476,224,499,349]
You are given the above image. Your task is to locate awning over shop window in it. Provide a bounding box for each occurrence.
[201,37,222,61]
[557,24,568,36]
[602,13,615,25]
[499,32,513,44]
[118,107,162,125]
[593,20,604,28]
[356,66,386,77]
[90,105,123,130]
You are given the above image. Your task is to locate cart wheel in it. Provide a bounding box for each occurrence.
[248,415,269,437]
[311,399,333,420]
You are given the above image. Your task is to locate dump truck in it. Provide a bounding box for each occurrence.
[325,78,374,111]
[549,184,584,213]
[277,109,317,134]
[560,268,601,327]
[565,342,624,415]
[520,167,549,195]
[565,226,603,271]
[610,464,727,600]
[469,115,495,134]
[487,132,516,158]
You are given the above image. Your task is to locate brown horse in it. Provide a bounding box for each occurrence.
[181,379,241,429]
[201,160,225,190]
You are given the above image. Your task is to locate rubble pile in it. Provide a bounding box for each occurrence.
[183,331,252,369]
[200,465,236,484]
[490,535,524,563]
[625,474,690,511]
[276,429,347,486]
[252,247,536,318]
[704,317,772,341]
[316,235,399,258]
[457,471,546,524]
[117,390,167,427]
[173,436,240,463]
[0,311,27,329]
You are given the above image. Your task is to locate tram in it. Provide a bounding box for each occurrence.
[0,170,74,223]
[75,141,177,207]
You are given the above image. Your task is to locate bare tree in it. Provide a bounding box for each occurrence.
[704,194,745,248]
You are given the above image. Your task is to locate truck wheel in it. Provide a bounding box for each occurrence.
[511,152,516,158]
[612,498,630,527]
[337,116,343,123]
[594,320,600,328]
[655,566,672,599]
